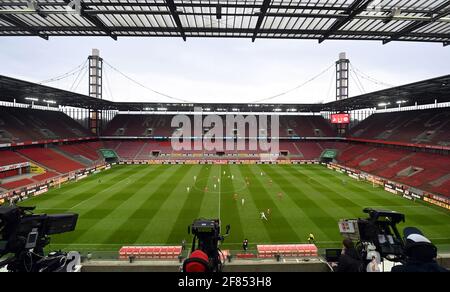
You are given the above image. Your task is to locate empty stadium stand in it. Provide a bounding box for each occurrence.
[433,179,450,197]
[31,171,59,182]
[58,142,103,162]
[296,142,323,160]
[0,150,28,167]
[17,148,86,173]
[103,114,173,137]
[349,108,450,146]
[114,141,146,159]
[101,140,331,159]
[336,144,450,197]
[0,178,35,190]
[103,114,335,138]
[0,107,91,143]
[280,116,335,137]
[0,144,107,192]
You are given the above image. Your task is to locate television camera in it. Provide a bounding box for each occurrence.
[0,205,78,272]
[333,208,406,263]
[183,219,230,272]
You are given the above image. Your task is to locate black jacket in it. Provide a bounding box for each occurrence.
[335,249,364,273]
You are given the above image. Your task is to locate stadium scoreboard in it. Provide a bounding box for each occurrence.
[331,114,350,124]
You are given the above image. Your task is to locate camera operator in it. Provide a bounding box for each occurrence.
[391,227,448,273]
[334,238,364,272]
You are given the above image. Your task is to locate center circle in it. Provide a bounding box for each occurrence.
[192,176,248,195]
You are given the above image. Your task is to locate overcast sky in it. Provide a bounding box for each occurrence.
[0,37,449,104]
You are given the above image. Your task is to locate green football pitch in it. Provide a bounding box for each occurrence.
[20,164,450,255]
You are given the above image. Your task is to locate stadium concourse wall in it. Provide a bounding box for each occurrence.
[327,163,450,211]
[0,163,114,204]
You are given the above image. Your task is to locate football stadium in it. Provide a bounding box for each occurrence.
[0,0,450,274]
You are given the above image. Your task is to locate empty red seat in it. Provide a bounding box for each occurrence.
[257,244,318,258]
[118,246,182,260]
[0,178,35,190]
[17,148,85,173]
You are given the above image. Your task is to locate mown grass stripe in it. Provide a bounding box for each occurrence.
[54,165,166,245]
[105,165,193,244]
[260,165,339,242]
[165,165,214,244]
[314,166,405,207]
[220,164,245,245]
[238,165,301,243]
[21,165,135,209]
[52,166,127,194]
[197,166,222,219]
[226,165,272,250]
[134,165,204,244]
[45,166,145,210]
[285,164,361,210]
[256,165,335,242]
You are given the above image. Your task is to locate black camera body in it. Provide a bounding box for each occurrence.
[0,205,78,272]
[338,208,406,262]
[185,219,230,272]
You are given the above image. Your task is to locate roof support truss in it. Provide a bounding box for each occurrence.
[165,0,187,41]
[0,1,448,45]
[252,0,272,42]
[318,0,373,43]
[0,14,48,39]
[63,0,117,40]
[383,0,450,45]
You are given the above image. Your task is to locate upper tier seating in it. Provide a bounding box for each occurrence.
[349,108,450,146]
[17,148,85,173]
[280,116,335,137]
[103,114,335,138]
[103,115,173,137]
[0,107,91,143]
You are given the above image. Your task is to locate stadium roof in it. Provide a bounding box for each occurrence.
[0,1,449,46]
[1,74,449,112]
[0,74,115,109]
[325,74,450,111]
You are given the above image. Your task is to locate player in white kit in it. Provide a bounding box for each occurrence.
[260,212,268,221]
